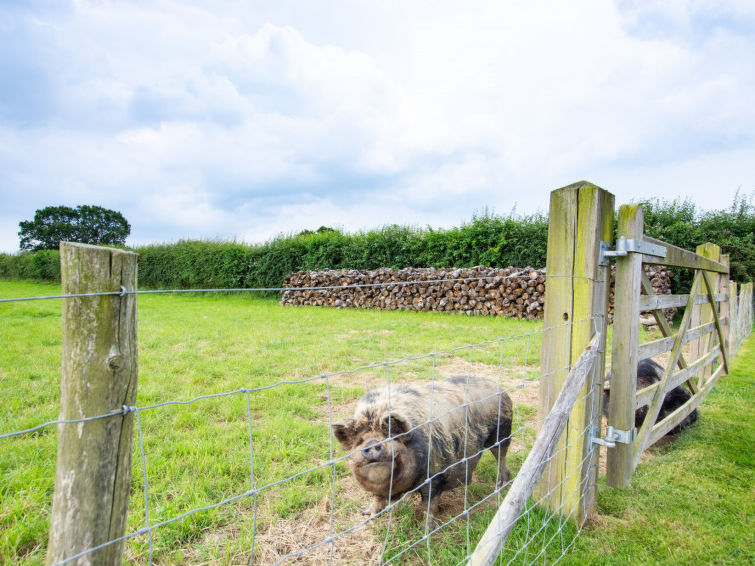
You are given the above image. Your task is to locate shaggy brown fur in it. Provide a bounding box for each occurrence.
[332,376,512,521]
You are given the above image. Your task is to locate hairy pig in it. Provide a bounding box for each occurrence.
[332,375,512,520]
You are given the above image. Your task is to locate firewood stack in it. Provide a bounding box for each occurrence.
[282,267,545,319]
[281,265,674,322]
[608,265,676,325]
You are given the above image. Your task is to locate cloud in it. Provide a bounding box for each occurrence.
[0,1,753,252]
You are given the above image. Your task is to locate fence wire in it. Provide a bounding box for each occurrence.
[1,287,607,566]
[0,272,603,304]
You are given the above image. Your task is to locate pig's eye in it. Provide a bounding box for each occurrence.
[381,414,409,437]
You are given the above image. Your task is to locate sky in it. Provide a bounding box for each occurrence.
[1,0,754,252]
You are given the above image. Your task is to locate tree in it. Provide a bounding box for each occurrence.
[19,205,131,251]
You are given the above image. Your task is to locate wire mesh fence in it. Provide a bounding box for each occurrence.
[0,274,606,565]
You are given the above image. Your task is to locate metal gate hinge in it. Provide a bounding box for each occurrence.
[599,241,611,266]
[599,237,667,266]
[591,426,636,448]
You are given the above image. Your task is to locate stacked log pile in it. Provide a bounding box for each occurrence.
[282,267,545,319]
[608,265,676,326]
[281,265,674,322]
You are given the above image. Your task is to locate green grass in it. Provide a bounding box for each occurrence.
[1,279,752,565]
[0,280,542,564]
[560,335,755,566]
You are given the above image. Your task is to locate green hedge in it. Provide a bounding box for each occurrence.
[0,249,61,281]
[132,212,549,289]
[641,195,755,289]
[2,197,753,289]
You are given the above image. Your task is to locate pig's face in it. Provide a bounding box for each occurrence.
[332,415,419,497]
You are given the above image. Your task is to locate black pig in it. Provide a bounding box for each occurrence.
[332,375,512,520]
[603,359,697,435]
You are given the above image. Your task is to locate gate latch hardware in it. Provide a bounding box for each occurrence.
[591,426,636,449]
[599,237,667,266]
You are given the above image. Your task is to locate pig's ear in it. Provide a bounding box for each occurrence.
[381,413,409,438]
[332,419,357,450]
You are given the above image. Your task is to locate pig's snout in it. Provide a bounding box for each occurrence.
[361,440,386,462]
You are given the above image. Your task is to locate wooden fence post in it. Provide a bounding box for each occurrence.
[728,281,737,356]
[690,243,722,381]
[719,254,730,375]
[47,243,139,566]
[735,283,753,353]
[535,181,613,523]
[748,284,753,340]
[606,204,643,489]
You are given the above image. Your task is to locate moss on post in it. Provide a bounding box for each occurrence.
[47,242,139,565]
[606,204,643,489]
[536,181,613,522]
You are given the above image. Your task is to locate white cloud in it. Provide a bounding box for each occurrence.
[0,1,753,253]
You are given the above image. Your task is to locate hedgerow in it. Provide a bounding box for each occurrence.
[641,192,755,291]
[1,196,752,289]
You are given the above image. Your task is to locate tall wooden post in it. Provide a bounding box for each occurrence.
[728,281,738,356]
[747,285,754,344]
[536,182,613,522]
[718,254,730,375]
[47,243,139,566]
[606,204,643,489]
[735,283,753,354]
[690,243,722,381]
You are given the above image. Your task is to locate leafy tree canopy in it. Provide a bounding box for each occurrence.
[18,205,131,251]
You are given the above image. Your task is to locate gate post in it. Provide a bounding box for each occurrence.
[47,243,139,565]
[719,254,730,375]
[728,280,737,355]
[606,204,643,489]
[690,243,723,381]
[535,181,613,522]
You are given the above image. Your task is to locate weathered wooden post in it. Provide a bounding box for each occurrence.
[747,285,754,345]
[606,204,643,489]
[734,282,753,354]
[47,243,139,565]
[535,181,613,522]
[728,280,738,355]
[718,254,730,375]
[690,243,722,381]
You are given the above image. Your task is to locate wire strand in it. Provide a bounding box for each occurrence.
[0,273,605,304]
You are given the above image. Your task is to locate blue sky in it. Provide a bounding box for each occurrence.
[1,0,754,252]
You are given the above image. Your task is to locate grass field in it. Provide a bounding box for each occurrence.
[1,279,752,565]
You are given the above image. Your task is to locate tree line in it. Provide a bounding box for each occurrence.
[1,196,753,290]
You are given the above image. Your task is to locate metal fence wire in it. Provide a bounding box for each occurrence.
[0,274,632,564]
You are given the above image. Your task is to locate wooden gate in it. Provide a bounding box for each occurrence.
[606,204,730,488]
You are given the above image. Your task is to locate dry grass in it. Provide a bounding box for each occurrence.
[178,470,507,566]
[253,477,383,566]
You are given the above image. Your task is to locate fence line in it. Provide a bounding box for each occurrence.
[0,273,605,304]
[99,320,593,565]
[470,333,600,564]
[0,317,594,442]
